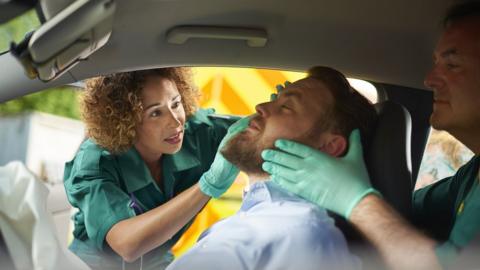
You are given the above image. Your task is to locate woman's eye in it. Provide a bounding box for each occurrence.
[172,101,181,109]
[281,105,291,111]
[150,110,161,117]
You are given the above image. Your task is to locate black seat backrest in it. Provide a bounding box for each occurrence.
[332,100,413,246]
[366,100,413,220]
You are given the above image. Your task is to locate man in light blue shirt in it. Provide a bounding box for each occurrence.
[167,66,377,270]
[168,181,359,270]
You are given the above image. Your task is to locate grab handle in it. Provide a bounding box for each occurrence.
[166,26,267,47]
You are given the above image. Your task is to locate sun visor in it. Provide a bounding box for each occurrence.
[10,0,116,82]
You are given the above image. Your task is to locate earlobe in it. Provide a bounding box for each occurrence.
[319,135,347,157]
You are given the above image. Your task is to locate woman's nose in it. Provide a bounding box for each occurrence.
[167,110,182,128]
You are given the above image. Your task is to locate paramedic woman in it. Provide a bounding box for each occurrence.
[64,67,248,270]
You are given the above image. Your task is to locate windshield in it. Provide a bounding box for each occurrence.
[0,9,40,54]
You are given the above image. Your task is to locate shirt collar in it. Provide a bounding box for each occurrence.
[240,180,306,211]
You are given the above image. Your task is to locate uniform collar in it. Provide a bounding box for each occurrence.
[162,144,201,172]
[117,145,201,193]
[184,108,215,134]
[117,147,153,193]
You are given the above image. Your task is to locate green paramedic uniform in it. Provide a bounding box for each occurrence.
[413,155,480,268]
[63,109,237,270]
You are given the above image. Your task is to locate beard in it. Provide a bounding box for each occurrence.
[221,130,271,177]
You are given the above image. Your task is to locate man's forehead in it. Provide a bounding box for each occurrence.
[279,86,303,98]
[291,77,320,87]
[280,78,333,110]
[285,78,331,97]
[436,18,480,56]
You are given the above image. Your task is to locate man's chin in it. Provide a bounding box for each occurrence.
[221,132,265,175]
[429,114,450,131]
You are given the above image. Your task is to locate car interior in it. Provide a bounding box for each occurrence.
[0,0,459,268]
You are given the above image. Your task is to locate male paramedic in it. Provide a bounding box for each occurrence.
[167,66,377,270]
[262,2,480,269]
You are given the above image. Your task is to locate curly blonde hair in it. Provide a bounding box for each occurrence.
[81,67,200,153]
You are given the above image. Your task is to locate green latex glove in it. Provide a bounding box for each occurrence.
[270,81,291,101]
[199,116,251,198]
[261,129,379,218]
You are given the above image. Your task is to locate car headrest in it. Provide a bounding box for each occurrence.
[366,100,413,219]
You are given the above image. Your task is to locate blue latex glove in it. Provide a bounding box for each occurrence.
[270,81,291,101]
[199,116,251,198]
[261,130,379,218]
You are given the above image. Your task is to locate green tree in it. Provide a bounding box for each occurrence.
[0,9,81,119]
[0,87,82,119]
[0,9,40,53]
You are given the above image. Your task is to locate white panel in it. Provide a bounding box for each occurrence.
[0,114,30,166]
[25,112,84,184]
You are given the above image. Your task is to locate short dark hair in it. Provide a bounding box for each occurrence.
[443,1,480,27]
[306,66,378,156]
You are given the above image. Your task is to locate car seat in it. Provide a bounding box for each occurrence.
[332,100,413,267]
[366,100,413,219]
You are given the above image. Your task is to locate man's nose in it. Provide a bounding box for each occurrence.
[424,67,443,90]
[255,102,270,117]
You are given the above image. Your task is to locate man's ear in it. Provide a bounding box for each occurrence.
[317,134,347,157]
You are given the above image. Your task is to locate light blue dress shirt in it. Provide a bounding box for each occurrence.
[167,181,360,270]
